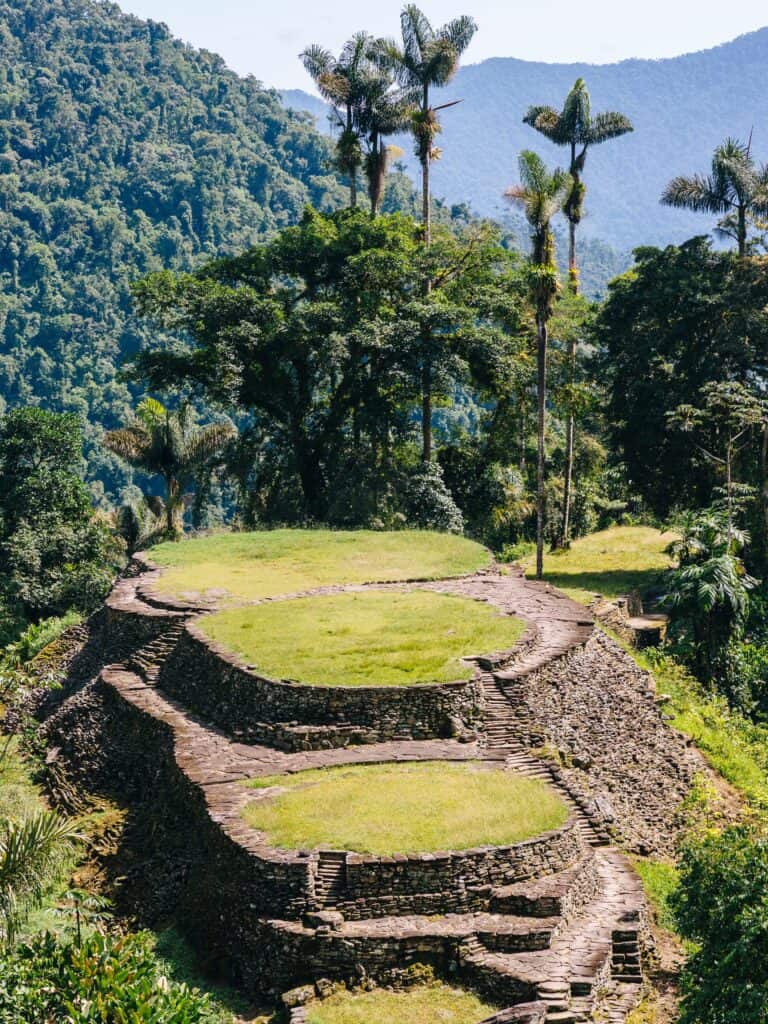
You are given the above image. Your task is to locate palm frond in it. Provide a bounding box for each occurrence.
[661,174,729,214]
[299,44,335,84]
[104,425,151,464]
[0,812,82,946]
[588,111,633,144]
[182,422,236,467]
[440,14,477,55]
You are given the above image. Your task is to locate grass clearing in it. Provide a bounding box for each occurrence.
[305,983,498,1024]
[150,529,490,602]
[522,525,675,604]
[201,591,524,687]
[242,761,568,854]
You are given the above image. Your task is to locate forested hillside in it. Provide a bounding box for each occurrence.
[0,0,345,500]
[284,28,768,250]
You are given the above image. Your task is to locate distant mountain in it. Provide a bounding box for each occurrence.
[282,29,768,251]
[0,0,345,499]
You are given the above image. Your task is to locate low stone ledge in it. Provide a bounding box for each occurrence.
[156,622,485,746]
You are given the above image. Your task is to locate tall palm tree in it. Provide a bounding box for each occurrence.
[506,151,571,579]
[374,5,476,244]
[1,811,81,947]
[358,70,414,216]
[524,80,632,549]
[523,79,632,294]
[300,34,372,208]
[661,138,768,257]
[105,398,235,540]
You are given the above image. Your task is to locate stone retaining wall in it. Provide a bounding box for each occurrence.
[157,622,485,746]
[335,822,581,920]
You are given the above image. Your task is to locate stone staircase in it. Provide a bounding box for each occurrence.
[481,677,609,849]
[315,852,348,907]
[126,622,186,685]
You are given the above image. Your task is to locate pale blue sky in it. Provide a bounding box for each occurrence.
[120,0,768,91]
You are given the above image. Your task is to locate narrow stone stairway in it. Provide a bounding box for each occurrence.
[481,677,608,849]
[126,622,186,685]
[315,852,348,907]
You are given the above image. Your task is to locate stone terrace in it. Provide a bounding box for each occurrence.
[38,553,704,1022]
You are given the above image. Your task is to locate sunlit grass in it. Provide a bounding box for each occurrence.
[305,983,499,1024]
[150,529,490,602]
[242,761,568,854]
[522,525,675,604]
[201,591,524,687]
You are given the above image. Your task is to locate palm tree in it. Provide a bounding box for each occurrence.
[358,70,414,216]
[523,79,632,294]
[104,399,235,540]
[524,80,632,549]
[374,5,476,244]
[661,138,768,257]
[300,34,373,208]
[1,811,81,947]
[506,151,571,579]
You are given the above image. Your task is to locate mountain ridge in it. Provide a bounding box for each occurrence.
[282,26,768,250]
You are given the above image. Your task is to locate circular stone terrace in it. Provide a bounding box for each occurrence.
[51,529,648,1020]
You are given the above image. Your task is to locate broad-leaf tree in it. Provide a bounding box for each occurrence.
[0,409,121,619]
[130,209,525,524]
[662,138,768,256]
[374,4,476,244]
[667,381,766,542]
[105,399,235,540]
[301,34,373,208]
[524,78,631,548]
[593,240,768,546]
[505,151,571,578]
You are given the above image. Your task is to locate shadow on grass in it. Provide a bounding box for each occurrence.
[542,568,668,602]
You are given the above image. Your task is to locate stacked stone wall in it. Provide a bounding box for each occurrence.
[157,622,485,746]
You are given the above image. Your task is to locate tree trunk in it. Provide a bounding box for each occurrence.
[422,360,432,463]
[421,83,431,246]
[738,204,746,257]
[568,219,578,295]
[350,170,357,210]
[560,334,577,549]
[760,424,768,572]
[536,316,548,580]
[421,155,430,245]
[165,476,182,540]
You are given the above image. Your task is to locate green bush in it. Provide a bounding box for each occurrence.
[673,824,768,1023]
[0,930,227,1023]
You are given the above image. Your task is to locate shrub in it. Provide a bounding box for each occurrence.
[0,930,225,1023]
[673,824,768,1024]
[399,461,464,533]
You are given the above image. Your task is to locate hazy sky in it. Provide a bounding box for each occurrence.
[120,0,768,91]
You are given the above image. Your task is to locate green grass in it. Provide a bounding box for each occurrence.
[150,529,490,602]
[200,590,525,688]
[632,857,680,933]
[305,983,498,1024]
[242,761,569,855]
[633,648,768,809]
[522,525,675,604]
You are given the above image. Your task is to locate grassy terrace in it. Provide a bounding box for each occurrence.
[150,529,490,602]
[243,762,568,854]
[201,590,525,687]
[523,525,675,604]
[304,983,499,1024]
